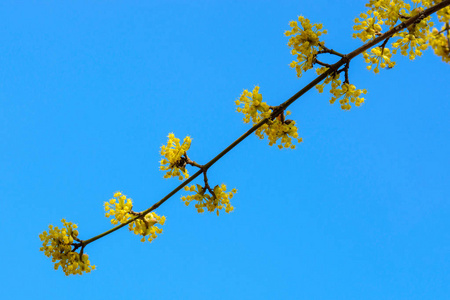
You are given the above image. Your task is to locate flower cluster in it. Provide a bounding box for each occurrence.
[391,14,431,60]
[285,16,327,77]
[363,47,396,73]
[235,86,271,124]
[354,0,437,67]
[129,212,166,243]
[315,67,367,110]
[429,26,450,62]
[104,191,133,225]
[330,83,367,110]
[428,4,449,63]
[261,114,303,149]
[39,219,95,276]
[160,133,192,180]
[436,4,450,23]
[236,87,303,149]
[104,191,166,242]
[182,184,236,215]
[353,11,384,42]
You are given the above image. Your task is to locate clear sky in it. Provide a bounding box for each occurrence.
[1,1,449,299]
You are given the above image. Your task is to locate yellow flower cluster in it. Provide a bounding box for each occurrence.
[160,133,192,180]
[331,83,367,110]
[354,0,437,64]
[236,86,302,149]
[315,67,340,94]
[436,4,450,23]
[315,67,367,110]
[353,11,384,42]
[285,16,327,77]
[363,47,396,73]
[104,191,133,225]
[428,4,449,63]
[260,114,303,150]
[104,191,166,242]
[235,86,271,124]
[128,212,166,243]
[391,15,431,60]
[429,26,450,62]
[182,184,236,215]
[39,219,95,276]
[353,0,429,42]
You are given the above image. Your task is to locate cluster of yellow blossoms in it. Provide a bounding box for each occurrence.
[363,47,396,73]
[105,192,133,225]
[392,16,431,60]
[182,184,236,215]
[429,4,450,62]
[429,26,450,62]
[235,86,271,124]
[285,16,327,77]
[330,83,368,110]
[39,219,95,276]
[354,0,449,72]
[262,113,303,149]
[129,212,166,243]
[236,86,302,149]
[353,11,384,42]
[160,133,192,180]
[104,192,166,243]
[315,67,367,110]
[310,1,448,108]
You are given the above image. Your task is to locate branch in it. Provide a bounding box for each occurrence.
[80,0,450,248]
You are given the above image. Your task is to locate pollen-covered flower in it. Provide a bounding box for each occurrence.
[235,86,271,124]
[39,219,95,276]
[182,184,236,215]
[354,0,432,61]
[236,86,302,149]
[353,10,384,42]
[128,212,166,243]
[285,16,327,77]
[260,113,303,149]
[428,26,450,63]
[104,191,133,225]
[315,68,367,110]
[363,47,396,73]
[160,133,192,180]
[391,14,431,60]
[330,82,367,110]
[105,192,166,242]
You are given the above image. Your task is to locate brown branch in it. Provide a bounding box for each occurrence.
[380,36,391,55]
[78,0,450,249]
[318,44,345,57]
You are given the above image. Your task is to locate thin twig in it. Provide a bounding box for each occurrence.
[318,44,345,57]
[380,36,391,55]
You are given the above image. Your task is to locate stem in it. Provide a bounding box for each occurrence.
[80,0,450,247]
[319,44,345,57]
[185,155,203,169]
[82,118,269,246]
[380,36,391,54]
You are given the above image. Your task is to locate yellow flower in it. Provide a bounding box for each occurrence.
[236,86,302,149]
[182,184,236,215]
[39,219,95,276]
[235,86,271,124]
[104,192,133,224]
[128,212,166,243]
[160,133,191,180]
[285,16,327,77]
[363,47,396,73]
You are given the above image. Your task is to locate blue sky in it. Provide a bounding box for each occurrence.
[1,1,449,299]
